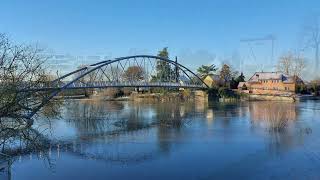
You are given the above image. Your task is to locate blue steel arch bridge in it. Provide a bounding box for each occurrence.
[22,55,208,118]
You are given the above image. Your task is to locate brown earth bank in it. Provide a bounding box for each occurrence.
[58,90,209,102]
[240,93,320,102]
[129,90,207,102]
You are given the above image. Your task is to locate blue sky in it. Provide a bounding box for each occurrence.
[1,0,320,77]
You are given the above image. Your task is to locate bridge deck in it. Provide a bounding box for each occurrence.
[26,82,206,91]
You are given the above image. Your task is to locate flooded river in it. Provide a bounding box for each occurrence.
[2,100,320,179]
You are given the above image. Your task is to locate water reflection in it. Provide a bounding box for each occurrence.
[0,126,54,180]
[248,101,312,155]
[64,100,124,137]
[1,100,320,180]
[1,100,200,170]
[249,101,297,130]
[62,100,197,139]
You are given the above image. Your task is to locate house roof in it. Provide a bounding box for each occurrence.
[248,72,302,83]
[237,82,246,88]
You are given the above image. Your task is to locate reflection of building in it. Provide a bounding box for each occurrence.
[194,97,207,113]
[239,72,303,95]
[249,102,297,123]
[206,109,214,125]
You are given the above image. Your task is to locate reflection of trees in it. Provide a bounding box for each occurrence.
[0,127,51,157]
[63,100,201,145]
[64,100,167,139]
[208,101,245,117]
[266,131,305,154]
[154,102,194,153]
[0,126,54,180]
[115,102,152,132]
[64,100,124,137]
[249,101,311,154]
[207,101,245,127]
[0,155,11,180]
[249,101,297,131]
[0,100,205,178]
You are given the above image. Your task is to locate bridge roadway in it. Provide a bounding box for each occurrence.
[26,81,205,91]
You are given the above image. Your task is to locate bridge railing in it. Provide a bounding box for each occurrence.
[32,81,204,89]
[61,81,204,88]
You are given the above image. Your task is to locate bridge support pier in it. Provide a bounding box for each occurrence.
[194,90,208,102]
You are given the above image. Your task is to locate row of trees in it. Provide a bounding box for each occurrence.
[197,63,245,89]
[125,48,177,82]
[76,47,178,84]
[73,47,180,97]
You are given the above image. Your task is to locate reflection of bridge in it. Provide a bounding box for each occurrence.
[25,55,208,118]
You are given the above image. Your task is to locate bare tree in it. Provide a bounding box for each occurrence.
[277,51,306,78]
[277,52,293,75]
[0,33,52,128]
[292,54,306,78]
[123,66,145,81]
[301,14,320,72]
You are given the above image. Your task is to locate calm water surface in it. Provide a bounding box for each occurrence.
[3,100,320,179]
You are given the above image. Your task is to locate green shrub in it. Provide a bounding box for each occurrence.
[104,88,124,98]
[296,84,309,94]
[218,87,239,98]
[207,87,219,98]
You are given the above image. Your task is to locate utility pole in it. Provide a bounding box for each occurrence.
[240,34,276,69]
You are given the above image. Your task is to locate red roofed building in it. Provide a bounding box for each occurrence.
[238,72,303,95]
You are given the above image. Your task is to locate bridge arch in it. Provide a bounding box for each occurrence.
[28,55,208,118]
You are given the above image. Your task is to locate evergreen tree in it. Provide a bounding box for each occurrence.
[219,64,232,87]
[230,72,245,89]
[235,72,245,82]
[156,47,173,82]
